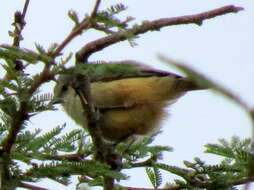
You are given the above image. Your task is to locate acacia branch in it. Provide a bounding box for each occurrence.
[2,67,54,154]
[12,0,30,47]
[72,74,119,190]
[91,0,102,18]
[7,0,30,73]
[26,153,85,162]
[127,156,156,168]
[52,0,102,57]
[76,5,243,62]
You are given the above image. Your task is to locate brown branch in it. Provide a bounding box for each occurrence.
[0,66,55,189]
[91,0,102,18]
[8,0,30,72]
[128,156,156,168]
[76,5,243,62]
[26,153,85,162]
[52,0,102,57]
[19,182,49,190]
[12,0,30,47]
[48,153,83,161]
[21,0,30,19]
[72,74,121,190]
[2,67,54,154]
[52,19,90,57]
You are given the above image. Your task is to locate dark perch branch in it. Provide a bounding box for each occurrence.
[76,5,243,62]
[70,1,118,190]
[72,73,121,190]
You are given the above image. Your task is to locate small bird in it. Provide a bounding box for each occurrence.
[53,61,206,141]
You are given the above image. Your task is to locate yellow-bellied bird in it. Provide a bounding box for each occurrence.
[53,61,206,141]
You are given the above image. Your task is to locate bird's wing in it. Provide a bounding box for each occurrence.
[73,60,184,82]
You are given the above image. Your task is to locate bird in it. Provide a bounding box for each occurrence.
[52,61,206,142]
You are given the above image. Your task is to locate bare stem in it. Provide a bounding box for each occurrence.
[91,0,102,18]
[76,5,243,62]
[12,0,30,47]
[53,0,102,57]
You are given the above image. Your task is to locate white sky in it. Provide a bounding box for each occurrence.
[0,0,254,189]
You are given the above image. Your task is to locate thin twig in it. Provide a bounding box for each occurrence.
[6,0,30,73]
[76,5,243,62]
[21,0,30,18]
[52,0,102,58]
[127,156,156,168]
[26,153,85,161]
[52,19,90,57]
[12,0,30,47]
[91,0,102,18]
[2,67,53,154]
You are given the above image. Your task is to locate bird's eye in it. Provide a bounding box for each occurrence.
[61,85,68,92]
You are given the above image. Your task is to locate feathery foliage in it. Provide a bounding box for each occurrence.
[0,1,249,190]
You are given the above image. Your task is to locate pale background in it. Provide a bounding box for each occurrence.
[0,0,253,189]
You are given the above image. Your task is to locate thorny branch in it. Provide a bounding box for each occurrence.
[90,0,102,18]
[70,1,119,190]
[2,67,54,154]
[52,0,102,57]
[76,5,243,62]
[7,0,30,73]
[0,63,55,189]
[72,73,121,190]
[12,0,30,47]
[0,1,32,189]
